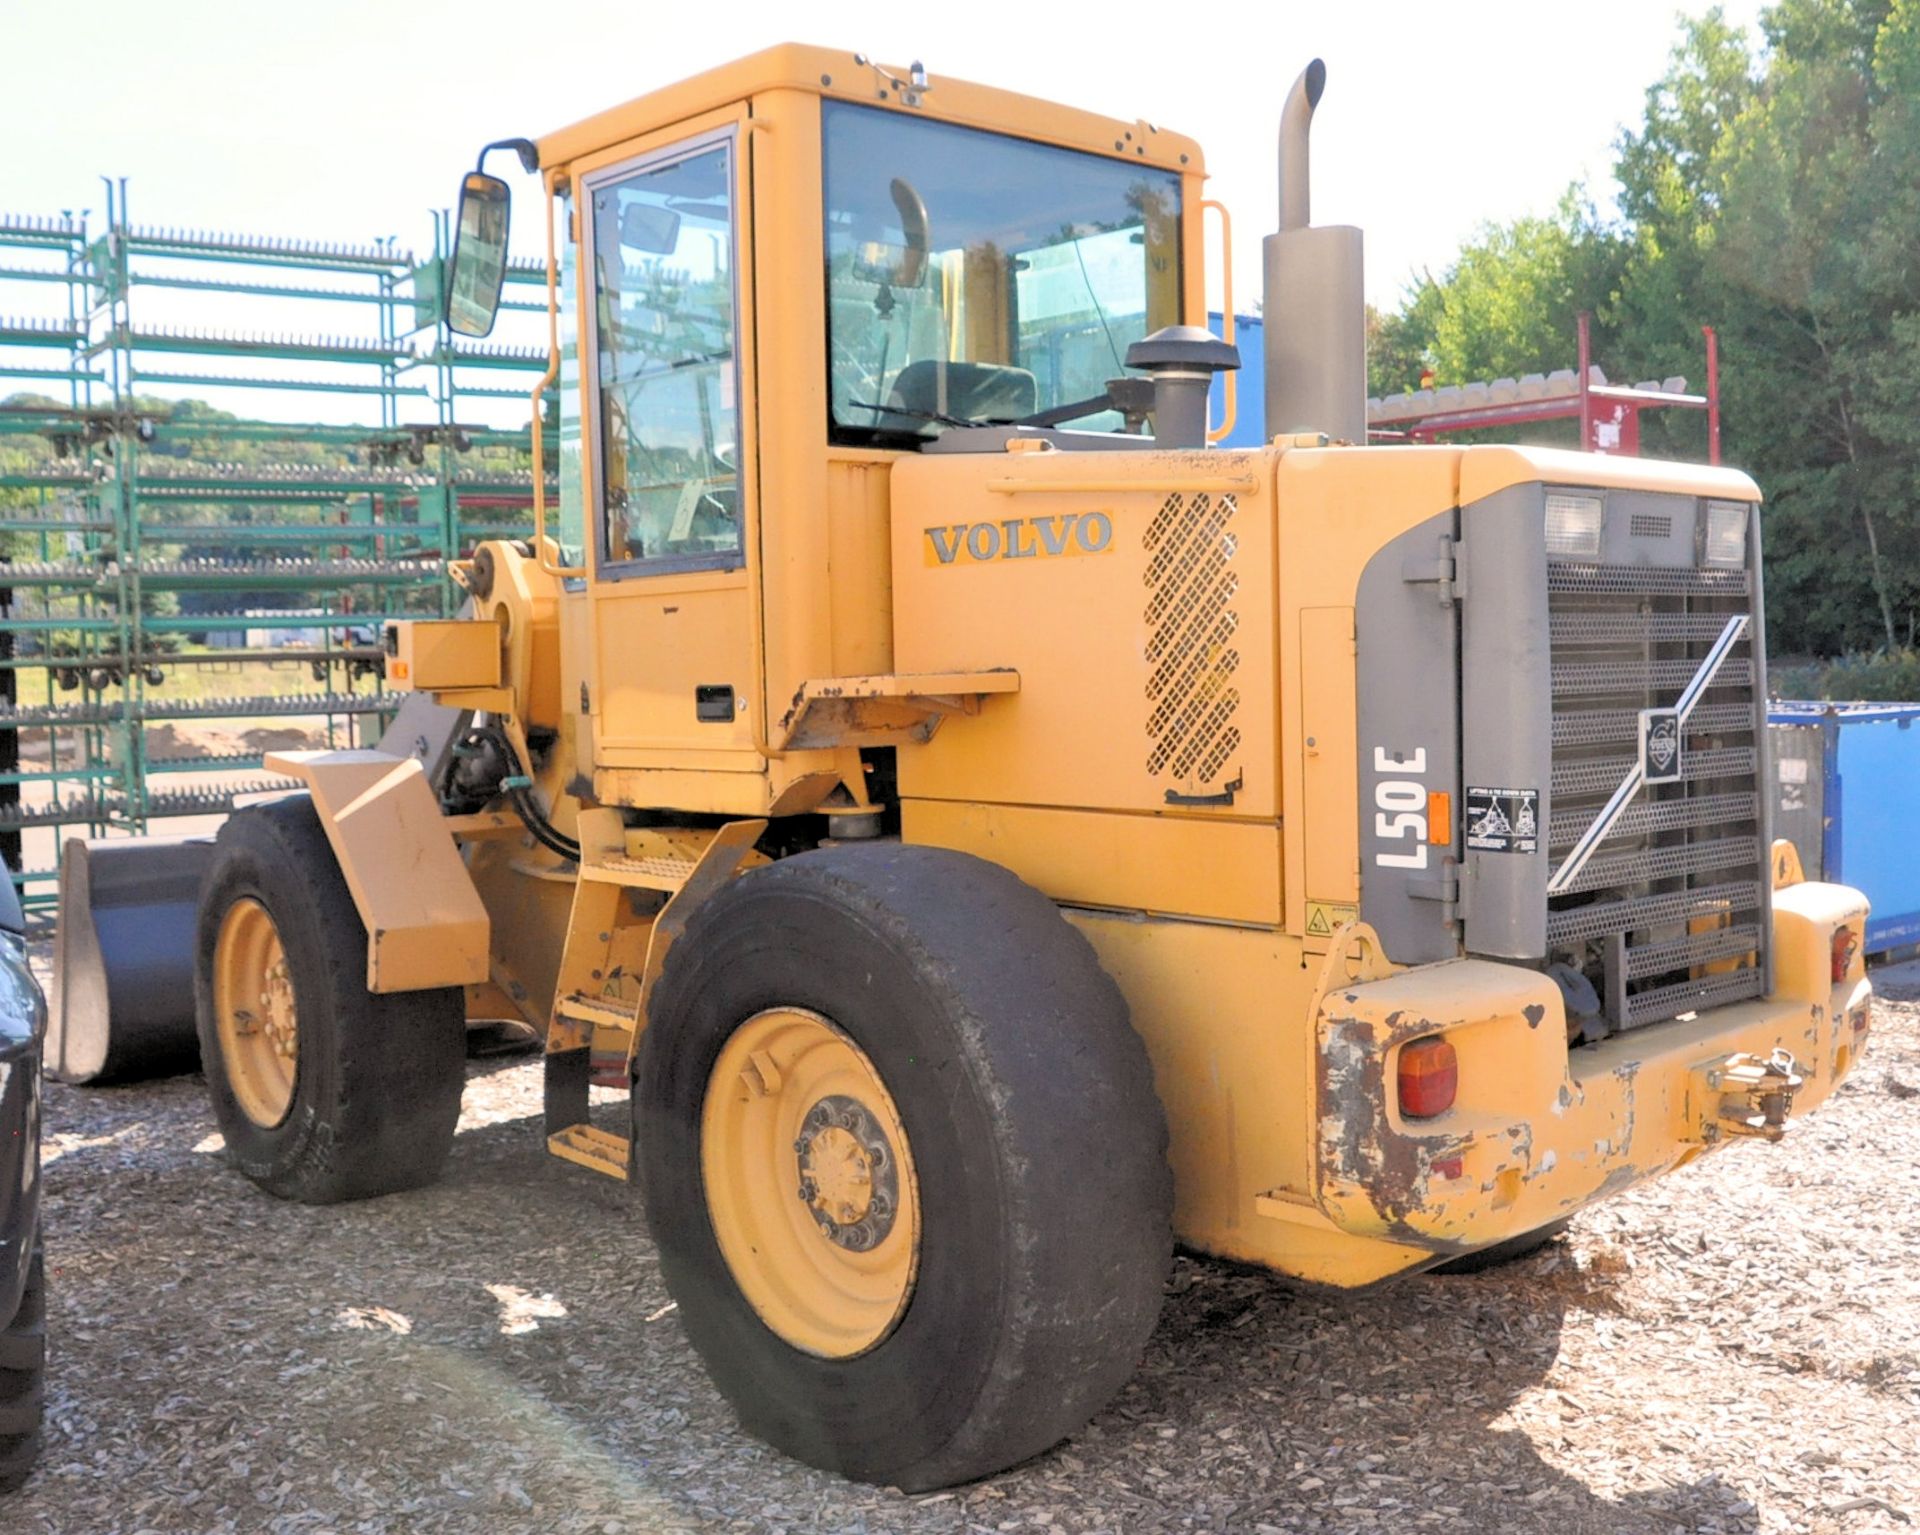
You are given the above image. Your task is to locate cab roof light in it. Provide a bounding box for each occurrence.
[1398,1036,1458,1120]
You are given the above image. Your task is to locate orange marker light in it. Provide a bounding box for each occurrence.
[1831,926,1858,985]
[1398,1036,1458,1119]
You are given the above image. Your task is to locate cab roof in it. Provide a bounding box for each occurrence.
[535,42,1204,177]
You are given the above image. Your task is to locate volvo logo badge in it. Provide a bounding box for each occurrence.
[1639,708,1683,784]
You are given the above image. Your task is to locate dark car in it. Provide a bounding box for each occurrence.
[0,875,44,1495]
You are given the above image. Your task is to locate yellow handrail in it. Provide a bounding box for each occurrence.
[1202,198,1237,445]
[531,167,586,579]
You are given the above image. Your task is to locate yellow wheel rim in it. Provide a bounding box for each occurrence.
[700,1007,920,1359]
[212,897,299,1129]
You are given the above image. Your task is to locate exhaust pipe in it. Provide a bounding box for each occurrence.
[1278,58,1325,233]
[1264,59,1367,443]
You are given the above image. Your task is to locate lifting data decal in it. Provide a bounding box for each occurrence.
[1465,786,1539,855]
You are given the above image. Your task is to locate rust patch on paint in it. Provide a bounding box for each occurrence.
[1317,1009,1471,1245]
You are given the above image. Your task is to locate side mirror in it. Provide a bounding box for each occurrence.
[446,171,511,338]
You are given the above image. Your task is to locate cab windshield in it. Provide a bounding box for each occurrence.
[823,102,1182,445]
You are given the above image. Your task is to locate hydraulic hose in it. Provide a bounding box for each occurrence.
[480,722,581,861]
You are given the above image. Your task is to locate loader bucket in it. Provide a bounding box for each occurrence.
[48,834,216,1084]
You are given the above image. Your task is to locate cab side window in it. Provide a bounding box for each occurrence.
[590,137,741,571]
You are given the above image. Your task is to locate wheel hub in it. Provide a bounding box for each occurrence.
[259,956,297,1059]
[212,896,299,1128]
[699,1006,922,1358]
[795,1096,898,1250]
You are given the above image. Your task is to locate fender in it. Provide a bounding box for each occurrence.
[264,749,489,994]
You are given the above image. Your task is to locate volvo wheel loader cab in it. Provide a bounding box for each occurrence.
[61,44,1874,1490]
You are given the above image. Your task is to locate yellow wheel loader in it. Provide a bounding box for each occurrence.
[53,47,1873,1489]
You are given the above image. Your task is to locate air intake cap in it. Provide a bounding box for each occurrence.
[1124,325,1242,373]
[1125,326,1240,449]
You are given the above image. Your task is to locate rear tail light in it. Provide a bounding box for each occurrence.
[1831,926,1858,985]
[1398,1036,1458,1119]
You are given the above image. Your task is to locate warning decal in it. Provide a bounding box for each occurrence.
[1305,899,1359,938]
[1465,786,1539,855]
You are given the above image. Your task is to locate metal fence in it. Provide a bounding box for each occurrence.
[0,186,552,908]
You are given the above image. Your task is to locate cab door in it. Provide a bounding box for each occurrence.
[578,110,762,785]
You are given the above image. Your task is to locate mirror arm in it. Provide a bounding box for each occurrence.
[478,137,540,175]
[531,166,585,580]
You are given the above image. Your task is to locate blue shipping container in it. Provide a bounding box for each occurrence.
[1206,313,1266,448]
[1769,702,1920,956]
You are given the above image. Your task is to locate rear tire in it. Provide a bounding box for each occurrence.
[636,844,1173,1491]
[0,1243,45,1496]
[1429,1217,1574,1275]
[193,796,466,1204]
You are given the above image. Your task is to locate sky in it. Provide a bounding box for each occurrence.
[0,0,1768,420]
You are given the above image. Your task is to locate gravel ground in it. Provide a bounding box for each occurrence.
[9,968,1919,1535]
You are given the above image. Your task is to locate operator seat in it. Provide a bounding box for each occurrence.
[886,359,1038,429]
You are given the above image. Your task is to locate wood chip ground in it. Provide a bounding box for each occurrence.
[10,954,1918,1534]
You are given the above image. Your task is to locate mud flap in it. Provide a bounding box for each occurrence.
[48,834,216,1083]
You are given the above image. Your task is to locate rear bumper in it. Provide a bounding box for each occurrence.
[1313,880,1871,1256]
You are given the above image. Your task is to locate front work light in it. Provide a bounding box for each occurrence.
[1704,499,1750,568]
[1397,1036,1458,1120]
[1544,492,1604,559]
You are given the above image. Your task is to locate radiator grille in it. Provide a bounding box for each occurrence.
[1143,494,1242,785]
[1545,558,1767,1029]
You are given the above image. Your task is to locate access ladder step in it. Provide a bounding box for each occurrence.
[553,994,639,1031]
[579,854,697,891]
[551,994,637,1076]
[546,1124,630,1181]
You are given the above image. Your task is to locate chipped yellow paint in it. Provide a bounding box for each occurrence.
[364,50,1877,1294]
[264,750,489,993]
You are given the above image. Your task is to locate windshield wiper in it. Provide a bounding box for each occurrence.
[1015,392,1118,428]
[846,399,1002,430]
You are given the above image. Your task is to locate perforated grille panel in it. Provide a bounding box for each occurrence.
[1143,493,1242,787]
[1545,554,1768,1029]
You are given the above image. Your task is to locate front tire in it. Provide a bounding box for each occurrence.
[0,1243,45,1496]
[636,844,1173,1490]
[193,797,466,1204]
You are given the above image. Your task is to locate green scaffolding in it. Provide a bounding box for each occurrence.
[0,186,554,909]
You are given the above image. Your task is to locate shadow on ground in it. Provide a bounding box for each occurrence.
[20,1062,1758,1534]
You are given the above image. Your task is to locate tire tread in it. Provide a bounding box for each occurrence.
[641,843,1172,1490]
[193,796,465,1204]
[0,1245,44,1496]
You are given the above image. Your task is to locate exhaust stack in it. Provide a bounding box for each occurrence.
[1264,60,1367,443]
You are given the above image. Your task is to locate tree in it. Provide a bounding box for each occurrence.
[1370,0,1920,657]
